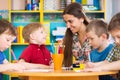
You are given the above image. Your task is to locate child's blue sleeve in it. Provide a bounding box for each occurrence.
[0,52,6,64]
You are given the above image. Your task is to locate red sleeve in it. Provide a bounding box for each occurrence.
[19,46,32,62]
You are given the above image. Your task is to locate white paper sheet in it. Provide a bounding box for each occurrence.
[24,69,52,72]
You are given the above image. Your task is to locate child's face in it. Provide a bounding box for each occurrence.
[0,33,16,51]
[86,31,104,49]
[110,29,120,45]
[31,27,47,45]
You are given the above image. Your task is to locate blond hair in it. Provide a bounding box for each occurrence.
[22,23,43,42]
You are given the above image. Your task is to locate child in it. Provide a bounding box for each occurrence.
[19,23,52,68]
[85,12,120,70]
[86,20,114,62]
[84,13,120,80]
[0,19,26,80]
[86,20,116,80]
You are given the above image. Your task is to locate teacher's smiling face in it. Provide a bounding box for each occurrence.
[63,14,84,34]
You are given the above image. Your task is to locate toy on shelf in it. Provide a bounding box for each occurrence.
[52,27,66,42]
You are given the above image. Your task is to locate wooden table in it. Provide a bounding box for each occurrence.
[3,69,118,80]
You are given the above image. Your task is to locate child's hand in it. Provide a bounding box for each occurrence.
[49,63,54,69]
[10,63,26,72]
[17,62,30,69]
[73,50,79,59]
[85,62,94,68]
[49,58,54,69]
[84,67,102,72]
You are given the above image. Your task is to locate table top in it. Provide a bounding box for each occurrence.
[3,69,118,77]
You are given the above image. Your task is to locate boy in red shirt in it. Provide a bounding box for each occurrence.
[19,23,52,68]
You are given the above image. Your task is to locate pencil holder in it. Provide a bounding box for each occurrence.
[52,54,63,71]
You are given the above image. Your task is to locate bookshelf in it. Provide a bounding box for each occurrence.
[1,0,106,80]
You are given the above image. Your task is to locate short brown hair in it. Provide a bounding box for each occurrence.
[0,19,16,36]
[108,12,120,31]
[22,22,43,42]
[86,20,109,38]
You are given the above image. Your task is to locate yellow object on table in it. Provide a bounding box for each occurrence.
[80,63,85,69]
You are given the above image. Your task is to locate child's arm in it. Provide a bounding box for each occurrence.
[97,60,120,71]
[84,60,120,71]
[3,59,9,64]
[0,64,19,72]
[18,59,51,69]
[0,61,25,72]
[19,62,51,69]
[85,60,109,68]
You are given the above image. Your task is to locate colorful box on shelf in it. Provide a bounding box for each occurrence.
[76,0,101,10]
[44,22,50,44]
[44,0,60,10]
[16,26,25,43]
[12,0,26,10]
[12,0,40,10]
[0,10,8,20]
[52,27,66,36]
[52,27,66,41]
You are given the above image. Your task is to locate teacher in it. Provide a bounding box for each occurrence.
[62,2,91,67]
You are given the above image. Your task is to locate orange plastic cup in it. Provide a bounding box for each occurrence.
[52,54,63,70]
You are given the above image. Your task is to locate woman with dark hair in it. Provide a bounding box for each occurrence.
[62,2,91,67]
